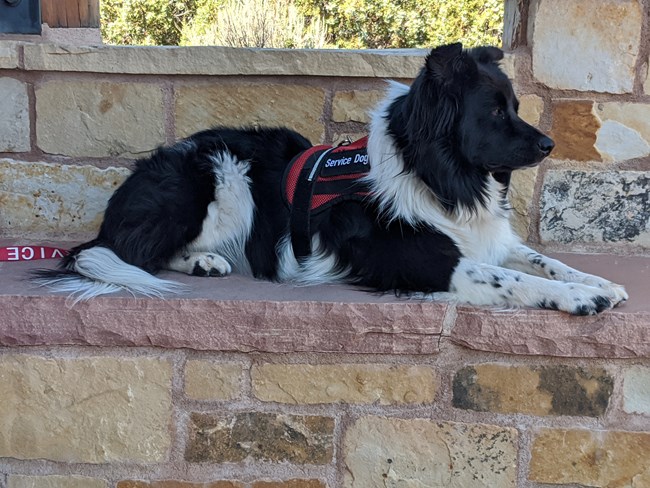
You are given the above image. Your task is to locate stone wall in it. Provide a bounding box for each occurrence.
[0,1,649,487]
[1,0,649,252]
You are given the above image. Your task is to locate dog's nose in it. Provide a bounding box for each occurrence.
[538,136,555,156]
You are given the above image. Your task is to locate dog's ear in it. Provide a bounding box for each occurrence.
[425,43,478,86]
[468,46,504,65]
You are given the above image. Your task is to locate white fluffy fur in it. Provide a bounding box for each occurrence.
[181,151,255,276]
[36,247,185,303]
[365,81,520,266]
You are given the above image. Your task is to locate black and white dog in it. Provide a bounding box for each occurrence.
[36,43,628,314]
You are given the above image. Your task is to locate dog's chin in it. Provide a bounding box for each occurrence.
[485,156,548,172]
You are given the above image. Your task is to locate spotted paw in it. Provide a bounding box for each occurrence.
[562,283,614,316]
[577,275,628,307]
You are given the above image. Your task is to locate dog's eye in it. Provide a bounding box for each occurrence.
[491,107,506,119]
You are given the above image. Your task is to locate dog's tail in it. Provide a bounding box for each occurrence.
[32,241,185,303]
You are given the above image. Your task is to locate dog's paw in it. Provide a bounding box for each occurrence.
[559,283,614,316]
[576,275,628,307]
[190,253,232,277]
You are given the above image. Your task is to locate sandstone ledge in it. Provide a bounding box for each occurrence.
[21,43,429,77]
[0,250,647,357]
[15,43,516,79]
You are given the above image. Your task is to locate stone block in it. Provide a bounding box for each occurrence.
[0,78,30,152]
[184,361,242,401]
[8,477,107,488]
[549,101,601,161]
[332,90,384,123]
[117,482,242,488]
[518,94,543,127]
[0,355,172,463]
[252,363,437,405]
[540,170,650,246]
[529,428,650,486]
[0,160,129,239]
[36,81,165,158]
[645,59,650,95]
[509,166,539,240]
[175,85,325,143]
[185,412,334,464]
[453,364,612,416]
[344,417,517,487]
[623,366,650,415]
[252,482,325,488]
[23,44,427,78]
[499,54,515,80]
[0,41,19,69]
[594,102,650,162]
[532,0,643,93]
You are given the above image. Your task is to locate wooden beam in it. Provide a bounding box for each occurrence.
[503,0,529,49]
[41,0,100,28]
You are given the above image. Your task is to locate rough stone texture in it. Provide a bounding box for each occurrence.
[252,482,325,488]
[344,417,517,488]
[252,364,437,405]
[453,364,613,417]
[645,59,650,95]
[452,307,650,358]
[549,101,601,161]
[532,0,643,93]
[0,261,444,354]
[509,167,539,240]
[40,25,103,46]
[0,355,172,463]
[623,366,650,415]
[529,428,650,486]
[540,170,650,247]
[594,102,650,162]
[331,90,384,123]
[0,78,30,152]
[117,482,242,488]
[175,84,325,143]
[499,54,515,80]
[185,412,334,464]
[518,94,544,126]
[0,160,129,239]
[8,477,107,488]
[184,361,242,401]
[0,41,20,69]
[35,81,165,158]
[23,44,428,78]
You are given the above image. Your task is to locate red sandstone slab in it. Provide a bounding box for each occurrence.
[452,253,650,358]
[0,256,445,354]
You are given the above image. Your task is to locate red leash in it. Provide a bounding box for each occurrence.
[0,246,69,262]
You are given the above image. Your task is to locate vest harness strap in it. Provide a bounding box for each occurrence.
[283,136,371,260]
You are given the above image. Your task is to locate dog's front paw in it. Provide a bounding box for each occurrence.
[578,275,628,307]
[559,283,615,316]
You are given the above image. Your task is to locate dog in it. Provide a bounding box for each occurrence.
[35,43,628,314]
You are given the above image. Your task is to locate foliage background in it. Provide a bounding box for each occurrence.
[100,0,504,49]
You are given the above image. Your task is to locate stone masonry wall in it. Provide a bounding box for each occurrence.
[0,0,649,487]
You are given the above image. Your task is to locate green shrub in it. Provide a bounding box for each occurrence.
[180,0,329,48]
[100,0,504,48]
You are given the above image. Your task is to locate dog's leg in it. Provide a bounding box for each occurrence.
[167,252,232,277]
[501,244,628,306]
[165,151,255,277]
[449,258,616,315]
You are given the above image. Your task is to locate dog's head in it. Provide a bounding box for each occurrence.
[423,43,554,171]
[385,42,554,211]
